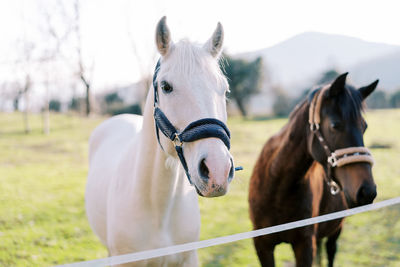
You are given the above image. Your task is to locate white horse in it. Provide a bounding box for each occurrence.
[85,17,234,266]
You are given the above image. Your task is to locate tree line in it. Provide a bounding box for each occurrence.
[272,70,400,117]
[2,0,398,134]
[44,53,265,118]
[1,0,156,134]
[25,56,400,121]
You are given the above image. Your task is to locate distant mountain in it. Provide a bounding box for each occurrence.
[350,51,400,91]
[240,32,400,95]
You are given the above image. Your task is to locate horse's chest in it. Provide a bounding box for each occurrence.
[151,207,200,245]
[107,194,200,257]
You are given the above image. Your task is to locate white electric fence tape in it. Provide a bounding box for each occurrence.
[59,196,400,267]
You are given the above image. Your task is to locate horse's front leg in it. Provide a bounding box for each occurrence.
[291,234,316,267]
[253,236,276,267]
[181,250,198,267]
[326,227,342,267]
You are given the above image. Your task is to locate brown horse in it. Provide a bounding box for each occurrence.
[249,73,379,267]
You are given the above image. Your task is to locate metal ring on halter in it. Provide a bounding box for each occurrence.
[327,153,338,167]
[310,123,319,131]
[328,180,341,195]
[173,133,183,147]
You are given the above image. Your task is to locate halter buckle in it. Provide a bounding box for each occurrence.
[327,153,338,167]
[310,123,319,131]
[173,133,183,147]
[328,180,341,195]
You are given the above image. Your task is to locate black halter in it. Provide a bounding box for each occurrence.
[152,59,242,184]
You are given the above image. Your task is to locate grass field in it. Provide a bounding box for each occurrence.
[1,110,399,266]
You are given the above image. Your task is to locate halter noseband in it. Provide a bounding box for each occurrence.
[152,59,242,184]
[309,85,374,195]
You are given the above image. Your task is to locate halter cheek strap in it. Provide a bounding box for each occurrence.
[152,59,242,185]
[309,86,374,195]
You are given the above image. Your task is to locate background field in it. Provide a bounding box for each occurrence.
[1,110,399,266]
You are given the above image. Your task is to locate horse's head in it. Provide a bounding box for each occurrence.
[308,73,379,207]
[153,17,233,197]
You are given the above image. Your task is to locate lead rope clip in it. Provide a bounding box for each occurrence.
[328,180,340,195]
[234,166,243,171]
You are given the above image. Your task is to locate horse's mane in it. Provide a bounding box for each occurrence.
[289,100,308,120]
[165,40,228,90]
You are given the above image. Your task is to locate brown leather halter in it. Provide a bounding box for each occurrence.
[309,86,374,195]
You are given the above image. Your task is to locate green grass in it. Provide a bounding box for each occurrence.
[0,110,399,266]
[0,113,107,266]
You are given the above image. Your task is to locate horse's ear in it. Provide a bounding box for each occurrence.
[155,16,171,56]
[359,79,379,100]
[204,22,224,58]
[329,72,348,97]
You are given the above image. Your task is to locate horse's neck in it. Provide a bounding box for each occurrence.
[273,104,314,183]
[132,90,189,224]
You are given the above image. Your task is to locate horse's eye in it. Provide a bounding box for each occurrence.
[161,81,173,94]
[330,121,342,130]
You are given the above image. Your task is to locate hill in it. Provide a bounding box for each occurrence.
[240,32,400,94]
[350,51,400,91]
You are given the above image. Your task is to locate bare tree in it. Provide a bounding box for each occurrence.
[38,2,73,133]
[125,3,157,109]
[72,0,94,116]
[15,37,35,133]
[21,74,32,133]
[3,1,71,133]
[41,68,51,134]
[41,0,94,117]
[127,31,155,108]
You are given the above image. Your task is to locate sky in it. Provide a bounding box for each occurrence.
[1,0,400,96]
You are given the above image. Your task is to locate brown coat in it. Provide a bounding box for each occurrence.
[249,101,346,267]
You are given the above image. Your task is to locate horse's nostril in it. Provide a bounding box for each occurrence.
[199,158,209,180]
[357,185,377,205]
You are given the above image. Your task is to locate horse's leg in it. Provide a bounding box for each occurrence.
[253,236,276,267]
[182,250,198,267]
[326,228,342,267]
[291,235,316,267]
[315,238,322,267]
